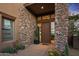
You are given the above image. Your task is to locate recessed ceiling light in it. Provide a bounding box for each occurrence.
[41,6,44,9]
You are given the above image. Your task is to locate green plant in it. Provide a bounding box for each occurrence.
[63,44,69,56]
[51,34,55,37]
[69,15,79,36]
[15,44,25,50]
[34,27,40,44]
[48,49,60,56]
[35,27,39,37]
[69,14,79,21]
[73,27,79,36]
[51,34,55,40]
[2,47,17,54]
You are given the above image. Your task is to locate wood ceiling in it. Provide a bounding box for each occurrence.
[25,3,55,17]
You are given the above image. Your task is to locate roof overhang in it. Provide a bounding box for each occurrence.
[24,3,55,17]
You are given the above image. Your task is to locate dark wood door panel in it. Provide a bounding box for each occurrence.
[41,22,51,44]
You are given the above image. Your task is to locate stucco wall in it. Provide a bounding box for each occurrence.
[0,3,36,51]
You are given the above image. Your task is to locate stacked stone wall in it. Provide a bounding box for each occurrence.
[55,3,69,51]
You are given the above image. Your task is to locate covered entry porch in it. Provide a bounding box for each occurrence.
[25,3,55,45]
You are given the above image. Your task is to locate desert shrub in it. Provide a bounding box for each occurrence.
[2,44,25,54]
[48,49,61,56]
[2,47,17,54]
[15,44,25,50]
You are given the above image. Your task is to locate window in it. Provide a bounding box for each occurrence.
[0,12,15,41]
[2,17,14,41]
[51,22,55,35]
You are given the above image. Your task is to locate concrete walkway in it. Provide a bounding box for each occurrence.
[13,44,51,56]
[0,44,51,56]
[69,48,79,56]
[0,41,55,56]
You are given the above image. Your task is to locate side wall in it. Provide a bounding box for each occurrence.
[0,3,36,51]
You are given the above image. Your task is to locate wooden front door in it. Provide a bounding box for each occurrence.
[41,22,51,44]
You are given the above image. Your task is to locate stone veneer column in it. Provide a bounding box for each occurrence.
[55,3,69,52]
[18,6,36,47]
